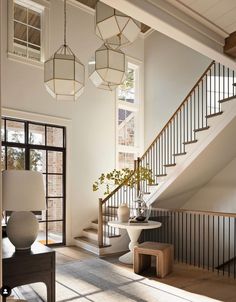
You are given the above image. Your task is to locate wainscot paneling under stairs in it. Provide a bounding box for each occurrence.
[74,61,236,265]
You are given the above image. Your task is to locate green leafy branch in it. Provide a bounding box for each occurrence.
[93,167,154,196]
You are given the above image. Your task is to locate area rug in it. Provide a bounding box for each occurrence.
[30,258,221,302]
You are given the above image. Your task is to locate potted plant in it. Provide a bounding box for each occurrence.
[93,167,155,222]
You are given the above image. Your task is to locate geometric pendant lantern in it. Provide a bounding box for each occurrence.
[44,0,85,101]
[89,44,126,91]
[95,1,141,49]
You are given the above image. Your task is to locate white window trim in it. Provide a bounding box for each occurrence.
[115,57,144,169]
[7,0,50,68]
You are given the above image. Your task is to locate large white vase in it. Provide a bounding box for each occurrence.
[117,203,130,222]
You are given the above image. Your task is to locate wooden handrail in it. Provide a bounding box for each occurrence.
[98,198,103,247]
[141,60,215,160]
[152,207,236,218]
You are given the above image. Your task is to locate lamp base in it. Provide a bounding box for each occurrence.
[6,211,39,250]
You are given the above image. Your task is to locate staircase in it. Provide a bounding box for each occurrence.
[74,60,236,255]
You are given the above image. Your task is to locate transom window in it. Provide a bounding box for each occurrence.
[116,63,142,169]
[13,0,42,61]
[1,117,66,246]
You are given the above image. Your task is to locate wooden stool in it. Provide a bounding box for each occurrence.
[134,242,174,278]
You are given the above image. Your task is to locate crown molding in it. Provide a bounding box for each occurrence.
[67,0,95,15]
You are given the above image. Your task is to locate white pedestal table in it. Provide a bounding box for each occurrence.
[108,220,161,264]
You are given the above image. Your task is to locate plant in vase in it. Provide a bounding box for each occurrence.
[93,167,154,222]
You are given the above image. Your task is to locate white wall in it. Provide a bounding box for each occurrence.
[144,30,211,147]
[182,156,236,213]
[1,0,144,243]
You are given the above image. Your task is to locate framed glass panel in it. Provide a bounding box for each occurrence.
[6,120,25,143]
[38,222,47,243]
[48,174,63,197]
[28,9,41,29]
[1,119,5,141]
[47,198,63,221]
[48,151,63,173]
[7,147,25,170]
[29,123,45,145]
[14,21,27,41]
[48,221,63,244]
[30,149,46,172]
[2,117,66,246]
[47,127,63,147]
[118,68,135,103]
[118,109,135,146]
[14,3,27,23]
[118,152,134,169]
[1,146,5,171]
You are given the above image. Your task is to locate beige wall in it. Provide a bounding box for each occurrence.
[183,156,236,213]
[1,0,144,243]
[144,30,211,148]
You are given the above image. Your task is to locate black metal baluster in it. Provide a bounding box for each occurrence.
[223,216,225,276]
[228,217,231,277]
[213,216,215,272]
[203,214,205,269]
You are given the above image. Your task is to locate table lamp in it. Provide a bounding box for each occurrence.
[2,170,46,250]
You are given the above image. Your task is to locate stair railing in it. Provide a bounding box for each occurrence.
[98,60,236,247]
[140,207,236,279]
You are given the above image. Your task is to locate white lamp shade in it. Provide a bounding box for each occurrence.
[3,170,46,211]
[95,1,141,49]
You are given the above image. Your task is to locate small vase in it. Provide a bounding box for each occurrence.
[117,203,130,222]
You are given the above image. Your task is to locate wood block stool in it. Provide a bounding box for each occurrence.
[134,242,174,278]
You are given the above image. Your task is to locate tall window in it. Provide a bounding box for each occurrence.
[1,117,66,246]
[8,0,46,62]
[116,62,142,169]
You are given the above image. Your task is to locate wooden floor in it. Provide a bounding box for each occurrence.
[12,245,236,302]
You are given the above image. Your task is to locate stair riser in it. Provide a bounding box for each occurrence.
[74,240,100,255]
[82,230,98,241]
[90,223,120,236]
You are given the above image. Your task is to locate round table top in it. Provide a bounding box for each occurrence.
[108,220,161,230]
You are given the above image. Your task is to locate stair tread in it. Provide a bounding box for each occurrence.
[183,139,198,145]
[206,111,223,118]
[164,163,176,167]
[194,126,210,132]
[74,236,111,248]
[173,152,187,156]
[148,183,159,186]
[83,227,121,239]
[219,95,236,103]
[155,173,167,177]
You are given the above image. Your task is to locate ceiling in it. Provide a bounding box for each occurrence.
[166,0,236,36]
[75,0,151,33]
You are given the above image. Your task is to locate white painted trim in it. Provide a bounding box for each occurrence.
[2,107,73,245]
[7,52,44,68]
[166,0,228,37]
[101,0,236,71]
[68,0,95,15]
[115,58,144,168]
[2,107,71,126]
[140,28,155,39]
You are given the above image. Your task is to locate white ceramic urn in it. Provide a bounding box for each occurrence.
[117,203,130,222]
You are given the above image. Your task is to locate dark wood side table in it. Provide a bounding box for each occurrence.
[2,238,55,302]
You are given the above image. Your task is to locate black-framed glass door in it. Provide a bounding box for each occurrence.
[1,117,66,246]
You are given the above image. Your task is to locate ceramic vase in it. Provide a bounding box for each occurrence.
[117,203,130,222]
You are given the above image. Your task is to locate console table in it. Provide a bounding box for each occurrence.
[2,238,55,302]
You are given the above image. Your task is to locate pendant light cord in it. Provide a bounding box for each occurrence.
[64,0,67,47]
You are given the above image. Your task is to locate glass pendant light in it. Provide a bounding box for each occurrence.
[95,1,141,49]
[44,0,85,101]
[89,43,126,91]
